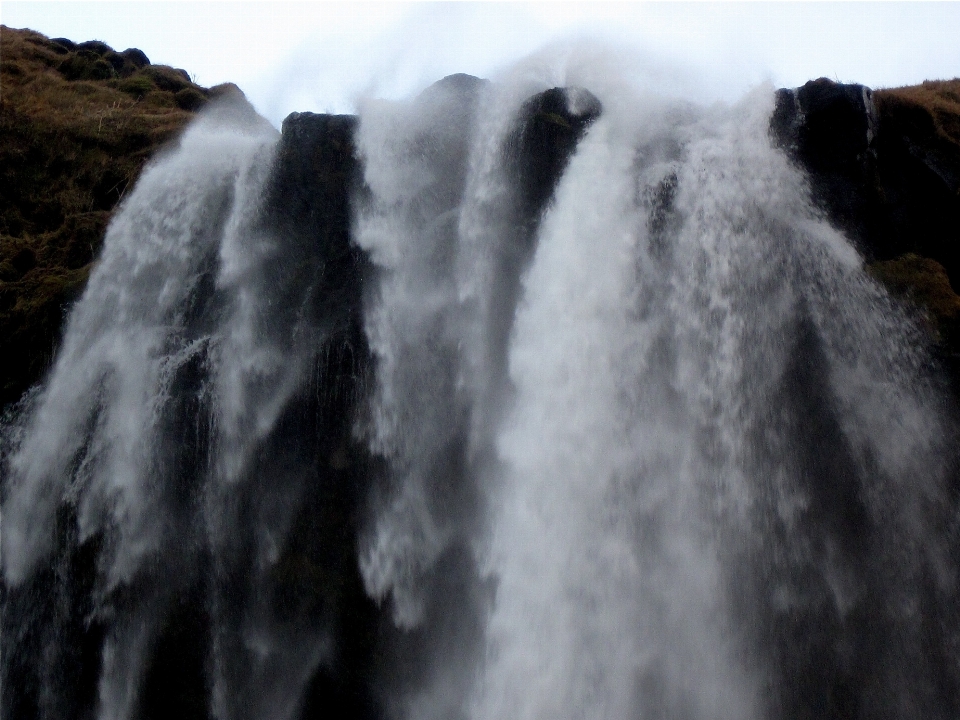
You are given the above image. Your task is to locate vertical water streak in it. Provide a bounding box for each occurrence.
[470,92,757,720]
[1,101,279,720]
[1,51,958,720]
[659,88,958,719]
[355,75,485,629]
[354,74,500,720]
[471,80,958,720]
[454,73,557,461]
[205,111,372,720]
[355,68,602,720]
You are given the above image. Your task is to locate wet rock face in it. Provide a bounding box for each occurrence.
[506,86,603,237]
[270,112,366,331]
[872,83,960,285]
[262,111,383,720]
[772,79,880,254]
[772,77,960,378]
[772,77,960,286]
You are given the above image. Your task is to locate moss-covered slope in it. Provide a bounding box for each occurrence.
[0,25,241,409]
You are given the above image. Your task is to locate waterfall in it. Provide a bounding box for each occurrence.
[3,55,959,720]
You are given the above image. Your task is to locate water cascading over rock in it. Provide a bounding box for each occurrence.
[2,55,959,720]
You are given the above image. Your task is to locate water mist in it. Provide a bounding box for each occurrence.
[2,49,958,720]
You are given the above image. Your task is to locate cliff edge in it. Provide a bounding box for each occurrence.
[0,26,241,408]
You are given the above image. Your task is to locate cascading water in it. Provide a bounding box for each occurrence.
[2,51,959,720]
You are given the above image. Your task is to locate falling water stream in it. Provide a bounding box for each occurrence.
[2,54,959,720]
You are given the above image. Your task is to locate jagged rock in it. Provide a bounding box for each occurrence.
[506,86,603,234]
[772,78,879,250]
[773,77,960,282]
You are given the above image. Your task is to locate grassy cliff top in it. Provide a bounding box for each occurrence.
[875,79,960,148]
[2,25,960,409]
[0,25,242,409]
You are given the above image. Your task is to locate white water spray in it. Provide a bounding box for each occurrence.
[2,50,958,720]
[356,61,957,720]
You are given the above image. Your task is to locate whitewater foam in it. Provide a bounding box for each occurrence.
[2,53,958,720]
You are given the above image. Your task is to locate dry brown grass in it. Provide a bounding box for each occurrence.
[0,25,225,406]
[868,253,960,344]
[874,79,960,148]
[0,26,203,237]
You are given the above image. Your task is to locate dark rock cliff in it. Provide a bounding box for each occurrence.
[0,62,604,718]
[4,28,960,717]
[772,76,960,373]
[263,84,602,720]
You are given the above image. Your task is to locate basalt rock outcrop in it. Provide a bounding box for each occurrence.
[772,77,960,367]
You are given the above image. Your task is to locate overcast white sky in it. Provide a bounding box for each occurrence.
[4,2,960,126]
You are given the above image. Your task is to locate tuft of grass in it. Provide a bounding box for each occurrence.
[868,253,960,343]
[140,64,192,93]
[119,73,154,99]
[0,25,236,408]
[175,87,207,111]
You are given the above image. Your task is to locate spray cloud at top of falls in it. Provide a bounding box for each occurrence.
[2,46,960,720]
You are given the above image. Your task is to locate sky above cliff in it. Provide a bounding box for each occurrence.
[4,1,960,126]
